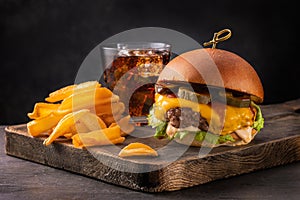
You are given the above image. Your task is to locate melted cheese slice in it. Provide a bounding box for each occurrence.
[154,94,255,135]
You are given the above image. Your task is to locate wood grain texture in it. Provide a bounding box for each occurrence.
[5,99,300,192]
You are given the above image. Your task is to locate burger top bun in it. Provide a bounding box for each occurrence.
[158,48,264,103]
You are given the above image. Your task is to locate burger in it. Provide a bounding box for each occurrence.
[147,48,264,147]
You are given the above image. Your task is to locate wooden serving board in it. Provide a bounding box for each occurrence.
[5,99,300,192]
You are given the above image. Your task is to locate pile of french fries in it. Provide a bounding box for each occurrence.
[27,81,135,148]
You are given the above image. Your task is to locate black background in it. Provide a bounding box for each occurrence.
[1,0,299,124]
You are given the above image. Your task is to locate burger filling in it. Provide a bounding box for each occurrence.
[148,89,264,146]
[166,107,209,132]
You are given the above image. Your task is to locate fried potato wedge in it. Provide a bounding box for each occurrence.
[72,135,124,148]
[78,112,107,130]
[27,102,60,120]
[58,88,118,112]
[95,101,124,116]
[45,81,101,103]
[45,85,75,103]
[100,114,122,127]
[74,81,101,90]
[27,111,66,137]
[43,109,90,146]
[72,120,90,134]
[72,125,124,148]
[113,115,135,136]
[118,142,158,157]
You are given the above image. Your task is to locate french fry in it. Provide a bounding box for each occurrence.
[73,120,90,133]
[45,85,75,103]
[78,112,107,130]
[72,135,125,148]
[109,123,118,128]
[63,120,90,139]
[73,81,101,90]
[71,125,124,148]
[118,142,158,157]
[45,81,101,103]
[43,109,90,146]
[117,115,135,136]
[72,134,83,148]
[63,132,74,139]
[95,101,124,116]
[97,117,107,129]
[58,88,118,112]
[27,111,66,137]
[100,113,123,127]
[27,102,60,120]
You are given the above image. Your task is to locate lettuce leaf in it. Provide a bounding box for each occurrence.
[174,130,235,144]
[147,106,163,128]
[218,134,235,143]
[195,131,206,142]
[251,102,264,132]
[153,121,168,139]
[174,130,190,140]
[148,106,168,138]
[203,132,219,144]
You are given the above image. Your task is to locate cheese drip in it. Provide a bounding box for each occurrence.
[154,94,255,135]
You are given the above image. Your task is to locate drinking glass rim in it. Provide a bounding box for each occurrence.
[100,42,171,50]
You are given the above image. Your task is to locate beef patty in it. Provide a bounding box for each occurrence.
[165,107,209,131]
